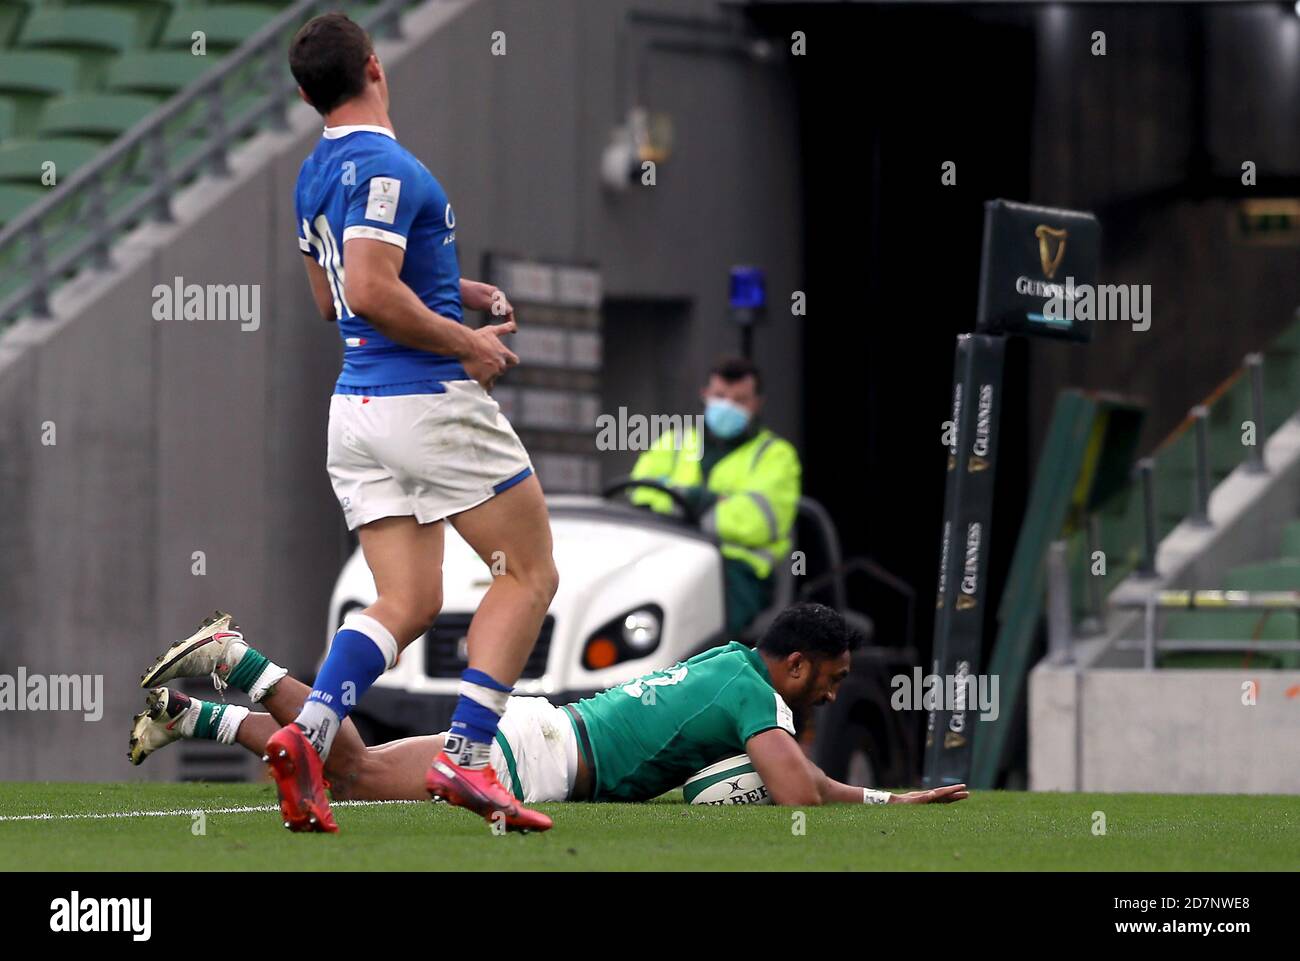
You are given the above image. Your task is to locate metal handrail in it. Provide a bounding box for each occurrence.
[0,0,419,328]
[1113,589,1300,611]
[1125,344,1277,576]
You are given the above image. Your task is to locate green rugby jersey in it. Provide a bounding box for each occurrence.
[572,641,796,801]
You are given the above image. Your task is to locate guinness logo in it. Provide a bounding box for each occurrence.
[967,456,989,473]
[944,731,967,749]
[956,595,977,611]
[1035,225,1068,279]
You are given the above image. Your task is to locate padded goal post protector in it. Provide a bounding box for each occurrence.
[924,333,1005,788]
[975,199,1100,342]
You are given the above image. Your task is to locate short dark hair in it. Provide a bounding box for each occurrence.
[289,13,373,115]
[757,603,861,660]
[708,355,762,394]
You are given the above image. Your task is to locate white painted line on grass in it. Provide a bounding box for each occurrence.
[0,799,422,823]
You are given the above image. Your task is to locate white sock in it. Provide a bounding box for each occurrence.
[176,699,249,745]
[215,705,250,744]
[294,700,342,760]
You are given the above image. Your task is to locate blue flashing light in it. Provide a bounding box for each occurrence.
[729,266,766,311]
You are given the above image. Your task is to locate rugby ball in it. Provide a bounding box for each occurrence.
[682,754,771,805]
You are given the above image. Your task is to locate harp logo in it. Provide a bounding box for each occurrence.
[1035,224,1068,279]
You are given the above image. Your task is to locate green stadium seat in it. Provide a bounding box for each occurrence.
[106,51,216,96]
[0,0,34,48]
[0,137,103,186]
[37,93,160,140]
[0,99,16,144]
[159,5,278,53]
[1206,378,1254,481]
[18,7,142,52]
[0,183,43,228]
[1159,607,1299,670]
[1279,521,1300,561]
[0,53,84,97]
[17,8,143,89]
[1220,560,1300,668]
[0,52,86,130]
[1269,316,1300,353]
[1264,362,1300,435]
[63,0,186,48]
[1224,559,1300,592]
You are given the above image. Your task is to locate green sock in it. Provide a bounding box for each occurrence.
[225,647,270,693]
[186,698,248,744]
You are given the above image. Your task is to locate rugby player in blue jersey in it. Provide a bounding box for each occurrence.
[170,12,558,832]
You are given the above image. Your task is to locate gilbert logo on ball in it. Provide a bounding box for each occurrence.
[682,754,771,805]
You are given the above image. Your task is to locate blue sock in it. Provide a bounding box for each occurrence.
[294,616,395,759]
[446,668,512,768]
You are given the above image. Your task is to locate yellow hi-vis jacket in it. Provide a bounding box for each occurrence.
[629,426,801,579]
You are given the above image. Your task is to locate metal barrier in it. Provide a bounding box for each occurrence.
[1048,570,1300,669]
[0,0,419,329]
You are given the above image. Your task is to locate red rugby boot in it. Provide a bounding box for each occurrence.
[426,752,553,832]
[263,724,339,833]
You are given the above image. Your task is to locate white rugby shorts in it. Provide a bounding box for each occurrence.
[487,696,579,803]
[326,379,533,530]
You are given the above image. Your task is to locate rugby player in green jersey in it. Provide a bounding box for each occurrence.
[131,604,968,811]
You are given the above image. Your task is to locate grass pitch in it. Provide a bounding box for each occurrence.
[1,782,1297,871]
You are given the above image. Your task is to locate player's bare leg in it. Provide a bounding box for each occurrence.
[244,688,442,802]
[268,516,444,832]
[355,516,447,650]
[424,474,558,831]
[255,671,418,799]
[133,612,443,807]
[449,475,558,682]
[131,684,444,802]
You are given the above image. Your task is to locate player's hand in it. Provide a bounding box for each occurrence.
[461,280,515,323]
[889,783,970,804]
[463,319,519,390]
[487,287,515,324]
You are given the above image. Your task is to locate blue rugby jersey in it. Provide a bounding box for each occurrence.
[295,124,468,391]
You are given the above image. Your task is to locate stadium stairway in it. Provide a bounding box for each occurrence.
[1030,358,1300,792]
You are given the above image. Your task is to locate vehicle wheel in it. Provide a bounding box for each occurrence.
[846,742,877,788]
[815,705,884,786]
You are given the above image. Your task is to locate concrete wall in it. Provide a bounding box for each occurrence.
[0,0,803,779]
[1031,665,1300,793]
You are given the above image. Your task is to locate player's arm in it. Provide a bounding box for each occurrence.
[343,238,518,385]
[812,764,970,805]
[745,728,823,805]
[747,728,969,805]
[301,255,337,322]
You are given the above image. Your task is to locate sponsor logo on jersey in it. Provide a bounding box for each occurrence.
[366,177,401,224]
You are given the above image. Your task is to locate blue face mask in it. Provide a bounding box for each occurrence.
[704,397,751,439]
